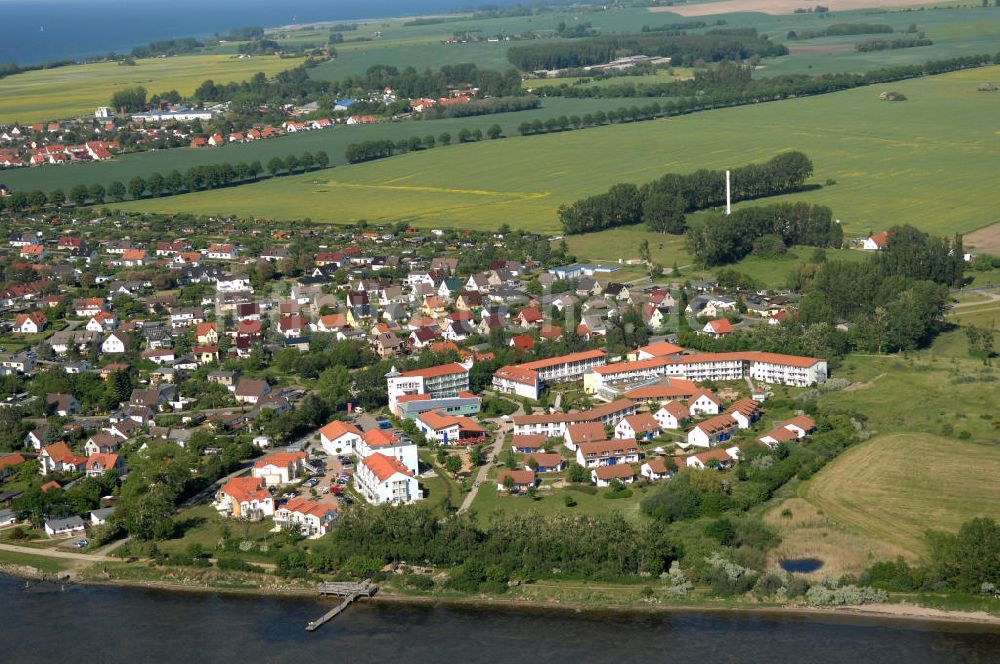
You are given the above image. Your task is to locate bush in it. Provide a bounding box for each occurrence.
[805,584,888,606]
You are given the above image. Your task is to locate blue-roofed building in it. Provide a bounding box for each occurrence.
[395,393,482,421]
[334,98,358,111]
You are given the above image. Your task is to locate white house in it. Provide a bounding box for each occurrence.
[575,438,640,468]
[251,451,306,486]
[614,413,661,441]
[687,413,739,448]
[688,389,721,416]
[44,516,86,538]
[319,420,363,455]
[101,332,128,354]
[215,476,274,520]
[686,446,740,469]
[640,457,674,481]
[273,498,337,538]
[653,401,689,430]
[591,464,635,487]
[354,452,422,505]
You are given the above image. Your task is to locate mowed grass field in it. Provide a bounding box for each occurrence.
[0,54,305,124]
[117,66,1000,239]
[800,432,1000,556]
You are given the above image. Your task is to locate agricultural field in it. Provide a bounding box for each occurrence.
[114,66,1000,240]
[799,432,1000,556]
[0,97,629,194]
[0,54,306,125]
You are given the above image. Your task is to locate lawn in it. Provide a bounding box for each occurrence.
[0,549,74,574]
[800,432,1000,556]
[823,330,999,443]
[110,65,1000,239]
[0,54,306,125]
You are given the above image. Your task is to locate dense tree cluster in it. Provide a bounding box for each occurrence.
[507,31,788,70]
[330,506,679,585]
[559,151,814,234]
[685,202,842,267]
[800,225,962,352]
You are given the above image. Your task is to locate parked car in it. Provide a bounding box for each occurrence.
[376,419,393,430]
[72,539,88,549]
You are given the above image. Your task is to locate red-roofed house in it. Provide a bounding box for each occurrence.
[14,312,47,334]
[614,413,661,441]
[496,469,536,494]
[591,463,635,487]
[215,476,274,519]
[252,451,306,486]
[274,498,337,538]
[355,452,421,505]
[700,319,734,338]
[39,441,87,475]
[85,453,125,478]
[415,409,486,445]
[319,420,363,455]
[863,230,890,251]
[653,401,690,430]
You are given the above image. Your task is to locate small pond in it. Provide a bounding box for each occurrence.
[779,558,824,573]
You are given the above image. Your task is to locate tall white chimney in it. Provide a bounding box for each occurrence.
[725,170,732,216]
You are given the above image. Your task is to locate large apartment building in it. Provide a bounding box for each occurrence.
[386,361,471,413]
[492,349,606,400]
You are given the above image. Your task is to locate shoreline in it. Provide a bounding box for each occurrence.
[5,563,998,630]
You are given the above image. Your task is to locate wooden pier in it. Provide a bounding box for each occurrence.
[305,581,377,632]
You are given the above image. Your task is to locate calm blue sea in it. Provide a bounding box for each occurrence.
[0,0,521,65]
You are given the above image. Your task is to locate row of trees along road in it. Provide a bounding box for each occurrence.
[558,151,814,234]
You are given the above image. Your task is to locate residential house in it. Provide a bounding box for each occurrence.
[13,312,46,334]
[640,457,674,481]
[496,469,537,494]
[354,452,422,505]
[44,516,86,538]
[273,498,337,538]
[85,453,125,478]
[215,476,274,520]
[614,413,661,441]
[101,331,129,354]
[591,464,635,487]
[319,420,364,455]
[575,438,640,468]
[234,379,271,404]
[523,452,564,473]
[653,401,690,430]
[252,451,306,486]
[687,414,739,448]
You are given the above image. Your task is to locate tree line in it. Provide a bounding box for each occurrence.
[507,31,788,70]
[558,151,814,235]
[345,126,502,163]
[787,23,893,39]
[856,37,933,52]
[537,52,1000,100]
[0,151,329,211]
[421,95,541,119]
[686,202,843,267]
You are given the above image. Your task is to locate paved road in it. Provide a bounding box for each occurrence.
[458,398,524,514]
[0,541,115,563]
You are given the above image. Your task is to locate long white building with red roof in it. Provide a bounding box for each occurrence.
[386,360,472,413]
[492,349,607,400]
[587,350,827,395]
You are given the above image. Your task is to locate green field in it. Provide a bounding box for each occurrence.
[0,97,629,194]
[801,432,1000,556]
[112,66,1000,239]
[0,54,306,125]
